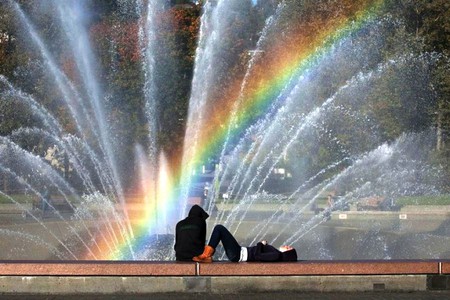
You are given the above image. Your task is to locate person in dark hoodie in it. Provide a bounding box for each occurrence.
[193,224,297,263]
[174,205,209,261]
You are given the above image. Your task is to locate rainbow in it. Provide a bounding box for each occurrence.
[88,0,385,260]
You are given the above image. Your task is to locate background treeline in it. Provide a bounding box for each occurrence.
[265,0,450,193]
[0,0,449,192]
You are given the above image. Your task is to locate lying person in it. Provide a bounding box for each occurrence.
[193,224,297,263]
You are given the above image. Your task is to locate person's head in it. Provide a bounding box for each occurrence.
[278,245,297,261]
[188,204,209,220]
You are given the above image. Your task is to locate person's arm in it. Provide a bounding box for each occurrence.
[254,243,281,261]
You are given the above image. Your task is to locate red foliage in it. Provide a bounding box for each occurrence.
[87,5,200,65]
[90,20,140,63]
[170,6,200,33]
[60,56,80,85]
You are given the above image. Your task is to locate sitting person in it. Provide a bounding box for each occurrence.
[174,205,209,261]
[193,224,297,263]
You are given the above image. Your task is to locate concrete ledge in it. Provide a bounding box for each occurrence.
[0,260,449,294]
[442,262,450,274]
[0,261,196,276]
[208,275,428,293]
[0,276,189,294]
[0,275,430,294]
[0,260,444,276]
[199,260,439,276]
[0,260,442,277]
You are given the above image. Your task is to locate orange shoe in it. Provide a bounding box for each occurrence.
[192,245,215,263]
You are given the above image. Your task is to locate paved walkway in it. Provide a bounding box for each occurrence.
[2,291,450,300]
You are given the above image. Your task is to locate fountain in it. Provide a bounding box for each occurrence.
[0,0,449,261]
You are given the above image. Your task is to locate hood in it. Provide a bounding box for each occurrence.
[188,204,209,220]
[280,248,298,261]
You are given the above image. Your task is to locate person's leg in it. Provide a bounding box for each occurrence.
[208,224,241,262]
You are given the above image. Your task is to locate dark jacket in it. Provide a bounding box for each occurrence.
[174,205,209,261]
[247,242,298,262]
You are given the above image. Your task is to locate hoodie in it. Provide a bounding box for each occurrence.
[174,205,209,261]
[247,242,298,262]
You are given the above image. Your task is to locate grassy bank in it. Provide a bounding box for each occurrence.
[396,195,450,206]
[0,194,34,204]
